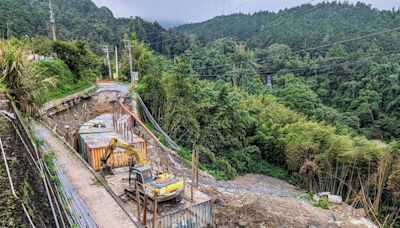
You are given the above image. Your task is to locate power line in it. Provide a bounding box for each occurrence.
[188,26,400,72]
[128,0,320,48]
[294,26,400,54]
[226,0,255,14]
[130,41,399,81]
[130,29,400,72]
[196,50,400,78]
[192,0,319,43]
[139,0,319,47]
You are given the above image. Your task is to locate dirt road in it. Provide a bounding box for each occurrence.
[32,122,138,228]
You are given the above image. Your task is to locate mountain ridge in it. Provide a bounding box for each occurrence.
[0,0,190,55]
[175,2,400,51]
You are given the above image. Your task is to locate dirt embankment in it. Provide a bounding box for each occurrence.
[43,91,128,151]
[0,100,55,227]
[43,87,376,228]
[200,174,375,227]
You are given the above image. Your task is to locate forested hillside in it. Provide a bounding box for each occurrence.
[175,2,400,141]
[176,2,400,50]
[0,0,191,55]
[133,35,400,226]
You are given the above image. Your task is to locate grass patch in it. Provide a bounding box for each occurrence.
[40,81,92,104]
[90,177,102,187]
[0,77,7,94]
[28,129,44,148]
[313,197,330,210]
[177,148,192,162]
[0,117,6,134]
[22,179,36,220]
[43,152,62,192]
[300,192,330,210]
[35,60,94,104]
[177,148,229,180]
[300,192,314,201]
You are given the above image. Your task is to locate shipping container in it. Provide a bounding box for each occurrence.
[79,114,147,171]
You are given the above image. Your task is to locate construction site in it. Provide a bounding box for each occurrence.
[32,82,212,227]
[20,82,377,228]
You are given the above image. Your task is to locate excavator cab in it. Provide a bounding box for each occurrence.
[128,166,153,185]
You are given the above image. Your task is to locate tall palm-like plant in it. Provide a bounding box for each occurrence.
[0,40,57,114]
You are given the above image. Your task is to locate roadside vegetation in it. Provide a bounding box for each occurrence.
[35,60,93,104]
[0,38,101,111]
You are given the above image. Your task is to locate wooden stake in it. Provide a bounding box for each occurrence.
[196,150,199,188]
[191,150,195,201]
[136,184,141,222]
[152,195,158,228]
[143,194,148,226]
[112,113,115,130]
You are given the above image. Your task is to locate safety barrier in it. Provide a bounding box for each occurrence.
[147,200,213,228]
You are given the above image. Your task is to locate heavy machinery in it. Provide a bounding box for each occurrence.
[100,138,184,203]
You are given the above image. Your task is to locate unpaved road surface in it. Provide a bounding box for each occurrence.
[32,122,138,228]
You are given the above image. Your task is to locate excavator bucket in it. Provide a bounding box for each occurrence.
[101,164,114,176]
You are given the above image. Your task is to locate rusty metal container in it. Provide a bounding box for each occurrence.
[79,114,147,171]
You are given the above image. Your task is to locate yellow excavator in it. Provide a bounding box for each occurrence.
[101,138,184,203]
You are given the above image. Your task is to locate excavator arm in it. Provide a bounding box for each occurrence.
[101,138,148,175]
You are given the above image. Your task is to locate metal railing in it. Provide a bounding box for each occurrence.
[147,200,213,228]
[1,103,62,227]
[54,161,98,227]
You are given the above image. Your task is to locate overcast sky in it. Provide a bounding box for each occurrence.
[92,0,399,24]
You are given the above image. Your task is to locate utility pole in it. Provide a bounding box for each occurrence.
[115,46,119,79]
[102,46,112,79]
[49,0,57,41]
[128,42,133,80]
[124,40,133,81]
[6,21,11,39]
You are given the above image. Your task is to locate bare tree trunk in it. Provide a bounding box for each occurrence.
[267,74,272,86]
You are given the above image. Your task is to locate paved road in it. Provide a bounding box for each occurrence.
[97,82,130,94]
[32,122,137,228]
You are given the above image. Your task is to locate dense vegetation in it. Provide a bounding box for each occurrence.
[138,3,400,224]
[184,38,400,141]
[133,34,399,225]
[176,2,400,142]
[176,2,400,50]
[0,0,191,56]
[0,38,101,112]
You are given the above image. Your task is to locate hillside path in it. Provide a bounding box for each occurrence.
[32,122,137,228]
